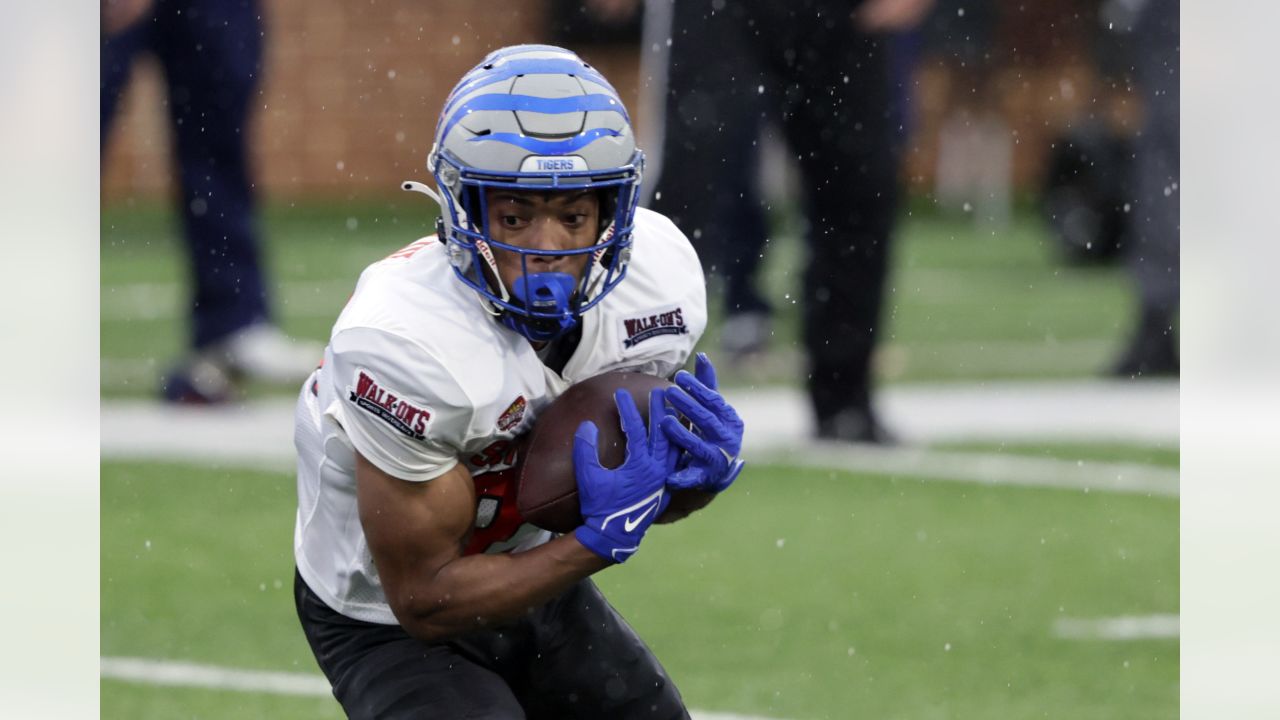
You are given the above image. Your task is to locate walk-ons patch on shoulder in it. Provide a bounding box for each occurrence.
[621,305,688,348]
[347,369,432,440]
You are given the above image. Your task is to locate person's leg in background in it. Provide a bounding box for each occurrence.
[760,0,902,442]
[153,0,320,402]
[1114,0,1179,377]
[646,0,773,360]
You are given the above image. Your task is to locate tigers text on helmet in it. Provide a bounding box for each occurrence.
[414,44,644,343]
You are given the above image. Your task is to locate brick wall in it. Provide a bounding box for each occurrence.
[102,0,1125,204]
[101,0,642,202]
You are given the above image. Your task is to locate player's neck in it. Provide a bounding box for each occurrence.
[534,323,584,375]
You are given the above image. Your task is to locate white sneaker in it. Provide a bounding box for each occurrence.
[209,323,324,384]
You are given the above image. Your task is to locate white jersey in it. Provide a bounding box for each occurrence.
[293,207,707,624]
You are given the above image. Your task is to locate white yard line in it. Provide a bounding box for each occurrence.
[1053,614,1180,641]
[760,444,1178,497]
[729,380,1179,446]
[99,656,784,720]
[102,379,1178,495]
[101,657,330,697]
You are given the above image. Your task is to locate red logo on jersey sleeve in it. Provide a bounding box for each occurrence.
[496,395,527,431]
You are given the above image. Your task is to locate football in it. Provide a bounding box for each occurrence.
[516,370,714,532]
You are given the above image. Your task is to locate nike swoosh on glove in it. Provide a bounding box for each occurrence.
[661,352,746,494]
[573,388,676,563]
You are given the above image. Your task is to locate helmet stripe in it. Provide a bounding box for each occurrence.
[440,93,629,146]
[443,58,617,119]
[465,128,622,154]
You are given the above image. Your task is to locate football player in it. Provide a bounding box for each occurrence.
[292,45,746,718]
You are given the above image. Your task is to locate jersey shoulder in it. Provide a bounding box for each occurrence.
[631,206,702,274]
[324,238,536,476]
[335,236,511,388]
[621,207,705,302]
[563,208,707,380]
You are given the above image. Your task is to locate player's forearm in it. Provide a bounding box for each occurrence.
[391,534,608,643]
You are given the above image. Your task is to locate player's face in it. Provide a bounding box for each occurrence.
[484,189,601,290]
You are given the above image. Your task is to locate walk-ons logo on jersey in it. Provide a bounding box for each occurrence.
[621,305,688,349]
[347,369,431,440]
[496,395,527,432]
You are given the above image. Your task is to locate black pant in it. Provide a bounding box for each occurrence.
[1129,0,1179,315]
[295,571,690,719]
[101,0,271,349]
[650,0,902,419]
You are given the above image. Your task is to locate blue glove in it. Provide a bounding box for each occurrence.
[573,388,676,563]
[660,353,746,493]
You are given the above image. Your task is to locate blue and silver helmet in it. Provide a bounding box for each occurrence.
[412,44,643,342]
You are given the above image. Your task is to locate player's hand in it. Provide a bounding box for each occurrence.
[572,389,676,563]
[661,353,746,494]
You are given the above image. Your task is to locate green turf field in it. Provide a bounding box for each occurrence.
[101,453,1177,719]
[101,201,1136,397]
[101,200,1173,717]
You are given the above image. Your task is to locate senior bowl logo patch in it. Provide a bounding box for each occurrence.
[347,369,431,440]
[621,305,689,349]
[496,395,527,432]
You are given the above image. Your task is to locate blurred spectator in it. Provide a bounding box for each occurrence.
[637,0,932,443]
[101,0,320,403]
[1112,0,1179,376]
